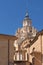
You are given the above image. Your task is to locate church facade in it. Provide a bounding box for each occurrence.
[0,12,43,65]
[13,12,43,65]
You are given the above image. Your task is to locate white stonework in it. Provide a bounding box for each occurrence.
[13,12,38,62]
[14,12,37,46]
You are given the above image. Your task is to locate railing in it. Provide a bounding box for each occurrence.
[14,52,28,62]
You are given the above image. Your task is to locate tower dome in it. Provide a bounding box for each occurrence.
[23,12,32,27]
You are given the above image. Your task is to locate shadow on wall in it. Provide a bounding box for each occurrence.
[9,62,14,65]
[29,62,32,65]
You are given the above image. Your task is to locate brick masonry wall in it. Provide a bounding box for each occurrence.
[0,39,8,65]
[42,35,43,65]
[9,40,14,65]
[29,35,43,64]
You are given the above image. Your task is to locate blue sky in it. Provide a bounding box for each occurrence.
[0,0,43,35]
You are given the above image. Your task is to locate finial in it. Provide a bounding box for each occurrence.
[25,11,29,17]
[24,11,29,20]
